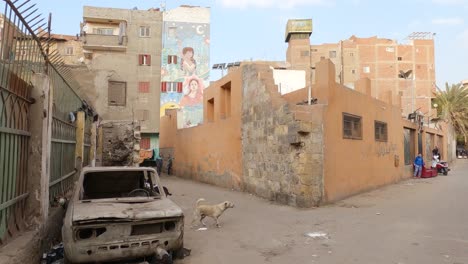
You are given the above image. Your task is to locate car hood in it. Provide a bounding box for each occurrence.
[71,198,183,224]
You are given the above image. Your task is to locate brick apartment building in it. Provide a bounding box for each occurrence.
[286,19,436,118]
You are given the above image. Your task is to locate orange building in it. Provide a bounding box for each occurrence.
[160,58,448,207]
[159,20,450,207]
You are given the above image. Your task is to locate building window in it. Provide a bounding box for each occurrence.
[140,137,150,149]
[138,54,151,66]
[161,82,182,93]
[136,109,149,121]
[138,82,150,93]
[207,98,214,122]
[300,50,310,57]
[329,50,337,58]
[93,28,114,35]
[349,52,354,57]
[168,27,177,38]
[351,69,356,74]
[139,26,150,37]
[343,113,362,140]
[65,47,73,55]
[363,66,370,73]
[167,55,178,64]
[108,81,126,106]
[311,48,318,52]
[397,57,402,61]
[375,121,388,142]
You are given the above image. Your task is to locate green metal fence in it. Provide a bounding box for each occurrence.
[1,0,94,243]
[0,0,46,244]
[48,65,83,203]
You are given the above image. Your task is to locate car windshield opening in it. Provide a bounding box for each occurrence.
[81,171,161,200]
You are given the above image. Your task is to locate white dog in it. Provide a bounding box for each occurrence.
[192,198,235,228]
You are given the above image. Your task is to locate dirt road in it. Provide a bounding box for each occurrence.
[161,159,468,264]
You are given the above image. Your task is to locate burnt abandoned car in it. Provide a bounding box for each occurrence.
[62,167,184,264]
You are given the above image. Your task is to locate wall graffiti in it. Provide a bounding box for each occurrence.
[160,21,210,129]
[375,142,397,157]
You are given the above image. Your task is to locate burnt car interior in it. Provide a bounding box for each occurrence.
[81,171,160,200]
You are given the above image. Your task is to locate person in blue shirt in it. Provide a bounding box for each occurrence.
[413,153,425,178]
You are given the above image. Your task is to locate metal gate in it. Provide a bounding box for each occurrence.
[48,66,82,202]
[1,0,91,243]
[0,0,45,243]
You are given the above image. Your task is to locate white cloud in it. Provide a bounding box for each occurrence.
[219,0,334,9]
[432,17,464,25]
[432,0,467,4]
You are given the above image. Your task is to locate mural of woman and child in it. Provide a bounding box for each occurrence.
[180,47,196,76]
[160,45,207,128]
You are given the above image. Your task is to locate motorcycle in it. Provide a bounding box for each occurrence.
[432,155,450,175]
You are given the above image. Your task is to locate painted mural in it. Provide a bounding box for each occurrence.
[160,21,210,129]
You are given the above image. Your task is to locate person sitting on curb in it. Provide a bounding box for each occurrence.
[413,153,424,178]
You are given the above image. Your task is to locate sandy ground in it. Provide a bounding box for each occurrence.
[160,159,468,264]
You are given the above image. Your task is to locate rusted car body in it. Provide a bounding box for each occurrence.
[62,167,184,263]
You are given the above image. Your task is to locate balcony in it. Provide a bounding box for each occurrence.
[82,33,127,52]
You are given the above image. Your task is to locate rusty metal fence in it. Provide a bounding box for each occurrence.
[0,0,93,244]
[49,66,83,203]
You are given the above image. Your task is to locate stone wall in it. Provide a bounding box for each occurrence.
[241,65,324,207]
[101,121,140,166]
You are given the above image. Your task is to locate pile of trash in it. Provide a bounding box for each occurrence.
[40,243,64,264]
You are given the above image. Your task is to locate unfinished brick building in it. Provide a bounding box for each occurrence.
[285,19,436,118]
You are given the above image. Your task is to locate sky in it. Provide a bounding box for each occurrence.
[3,0,467,86]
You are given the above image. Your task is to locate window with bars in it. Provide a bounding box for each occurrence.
[138,82,150,93]
[140,137,151,149]
[375,121,388,142]
[138,54,151,66]
[139,26,150,37]
[167,55,178,64]
[343,113,362,140]
[161,82,182,93]
[108,81,126,106]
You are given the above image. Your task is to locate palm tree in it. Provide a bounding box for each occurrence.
[434,82,468,145]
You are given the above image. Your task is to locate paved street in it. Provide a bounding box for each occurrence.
[161,159,468,264]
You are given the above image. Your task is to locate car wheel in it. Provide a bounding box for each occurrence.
[149,254,173,264]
